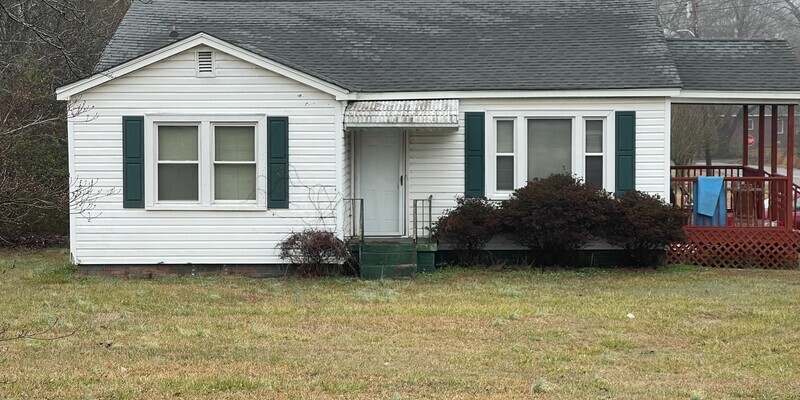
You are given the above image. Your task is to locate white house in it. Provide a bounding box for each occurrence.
[56,0,800,274]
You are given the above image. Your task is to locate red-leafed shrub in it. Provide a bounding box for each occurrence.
[278,229,352,276]
[500,174,615,266]
[605,190,686,266]
[433,196,501,265]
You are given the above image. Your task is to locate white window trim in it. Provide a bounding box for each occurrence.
[494,119,516,192]
[155,122,202,205]
[583,118,606,189]
[211,123,259,204]
[485,110,615,200]
[144,115,267,211]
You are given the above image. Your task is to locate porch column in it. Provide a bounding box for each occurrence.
[772,105,779,222]
[742,105,749,165]
[788,105,795,230]
[758,105,766,220]
[758,105,765,172]
[772,105,779,175]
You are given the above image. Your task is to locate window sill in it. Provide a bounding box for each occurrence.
[487,192,513,202]
[146,204,266,212]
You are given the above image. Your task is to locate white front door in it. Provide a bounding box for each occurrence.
[357,131,404,236]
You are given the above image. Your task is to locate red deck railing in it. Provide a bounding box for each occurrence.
[670,165,798,230]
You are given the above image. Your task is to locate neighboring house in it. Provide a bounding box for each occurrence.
[56,0,800,272]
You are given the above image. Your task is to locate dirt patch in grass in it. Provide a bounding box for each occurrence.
[1,248,800,398]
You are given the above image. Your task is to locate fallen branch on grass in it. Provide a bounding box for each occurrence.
[0,317,75,342]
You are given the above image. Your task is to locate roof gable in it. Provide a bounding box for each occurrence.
[93,0,683,92]
[56,33,350,101]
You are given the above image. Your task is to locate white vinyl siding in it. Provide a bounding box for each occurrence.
[406,127,462,236]
[69,46,340,265]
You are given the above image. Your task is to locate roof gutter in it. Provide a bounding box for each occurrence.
[672,90,800,104]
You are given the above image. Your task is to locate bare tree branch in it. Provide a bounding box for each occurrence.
[0,317,75,342]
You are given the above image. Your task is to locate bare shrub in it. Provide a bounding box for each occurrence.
[278,229,352,276]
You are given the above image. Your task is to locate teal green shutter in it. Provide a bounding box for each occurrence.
[122,116,145,208]
[615,111,636,197]
[268,117,289,208]
[464,112,485,197]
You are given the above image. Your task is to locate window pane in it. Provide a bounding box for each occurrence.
[585,120,603,153]
[497,156,514,191]
[496,120,514,153]
[527,119,572,180]
[158,164,198,201]
[215,164,257,200]
[215,126,255,161]
[585,156,603,188]
[158,126,198,161]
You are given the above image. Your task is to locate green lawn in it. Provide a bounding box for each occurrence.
[1,249,800,399]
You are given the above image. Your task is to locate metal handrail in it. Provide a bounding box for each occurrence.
[343,198,364,243]
[412,195,434,243]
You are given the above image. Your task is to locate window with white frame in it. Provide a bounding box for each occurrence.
[488,112,610,198]
[527,119,572,180]
[150,116,264,209]
[584,119,604,188]
[495,120,515,191]
[214,125,257,201]
[157,125,200,201]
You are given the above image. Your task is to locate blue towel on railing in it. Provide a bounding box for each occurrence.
[693,176,726,226]
[697,176,724,216]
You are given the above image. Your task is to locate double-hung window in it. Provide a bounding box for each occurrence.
[214,125,257,201]
[584,119,604,188]
[148,116,266,209]
[487,111,611,198]
[495,120,515,191]
[157,125,200,202]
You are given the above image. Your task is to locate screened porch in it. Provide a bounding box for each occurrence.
[670,105,798,231]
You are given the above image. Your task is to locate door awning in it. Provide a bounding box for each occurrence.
[344,99,459,128]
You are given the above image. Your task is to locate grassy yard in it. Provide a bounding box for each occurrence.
[1,249,800,399]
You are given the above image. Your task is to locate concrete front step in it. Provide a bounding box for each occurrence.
[351,238,438,279]
[358,243,416,253]
[359,251,416,266]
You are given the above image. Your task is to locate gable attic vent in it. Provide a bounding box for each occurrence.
[196,51,215,76]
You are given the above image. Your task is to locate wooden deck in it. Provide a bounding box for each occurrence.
[668,165,800,268]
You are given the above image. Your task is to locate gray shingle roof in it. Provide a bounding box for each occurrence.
[95,0,684,92]
[667,39,800,91]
